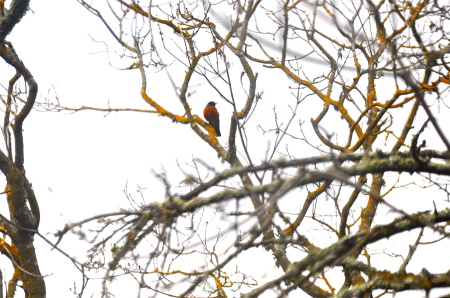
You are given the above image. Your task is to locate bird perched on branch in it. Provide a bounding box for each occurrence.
[203,101,221,137]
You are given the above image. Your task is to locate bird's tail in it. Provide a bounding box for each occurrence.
[213,123,221,137]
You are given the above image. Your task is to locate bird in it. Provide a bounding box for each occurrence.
[203,101,221,137]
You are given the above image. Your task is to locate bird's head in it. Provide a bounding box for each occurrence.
[206,101,217,107]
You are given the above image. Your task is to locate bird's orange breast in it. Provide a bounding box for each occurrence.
[204,106,220,123]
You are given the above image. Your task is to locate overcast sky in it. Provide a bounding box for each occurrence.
[1,1,450,297]
[2,1,262,296]
[1,1,194,296]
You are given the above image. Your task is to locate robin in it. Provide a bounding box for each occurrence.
[203,101,221,137]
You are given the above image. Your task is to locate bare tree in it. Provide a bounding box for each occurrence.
[0,0,45,297]
[50,0,450,297]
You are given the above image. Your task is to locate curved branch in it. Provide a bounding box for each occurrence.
[0,0,29,43]
[244,208,450,298]
[0,41,37,171]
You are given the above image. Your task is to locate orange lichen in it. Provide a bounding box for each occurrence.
[438,76,450,84]
[0,238,18,256]
[419,83,437,91]
[367,89,376,104]
[284,223,296,234]
[140,91,189,124]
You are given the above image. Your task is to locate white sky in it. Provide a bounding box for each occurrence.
[2,1,193,296]
[2,1,255,296]
[0,0,449,297]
